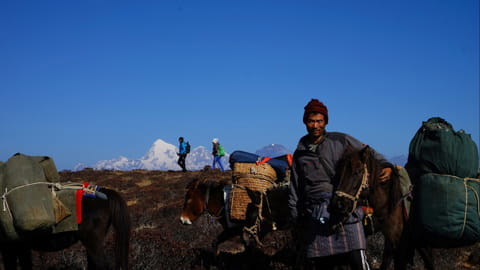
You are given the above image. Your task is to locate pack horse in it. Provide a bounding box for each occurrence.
[0,153,131,270]
[180,174,290,254]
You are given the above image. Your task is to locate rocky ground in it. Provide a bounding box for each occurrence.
[5,169,479,270]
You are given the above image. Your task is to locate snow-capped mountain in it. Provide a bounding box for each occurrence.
[74,139,230,171]
[74,139,406,171]
[255,144,291,158]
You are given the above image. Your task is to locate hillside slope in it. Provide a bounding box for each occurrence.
[12,169,479,270]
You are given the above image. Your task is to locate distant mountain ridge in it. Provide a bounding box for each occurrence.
[74,139,406,171]
[74,139,291,171]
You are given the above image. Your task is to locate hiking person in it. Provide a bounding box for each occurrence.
[211,138,225,172]
[177,137,188,172]
[288,99,393,270]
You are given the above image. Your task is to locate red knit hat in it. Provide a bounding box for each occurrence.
[303,99,328,124]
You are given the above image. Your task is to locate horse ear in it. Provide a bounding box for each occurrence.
[360,145,372,162]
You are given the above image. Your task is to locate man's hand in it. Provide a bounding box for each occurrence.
[379,167,392,182]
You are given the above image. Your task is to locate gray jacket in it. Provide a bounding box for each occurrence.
[288,131,392,257]
[288,131,390,221]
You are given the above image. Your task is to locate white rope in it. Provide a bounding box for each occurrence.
[467,184,480,216]
[1,182,86,212]
[427,173,480,238]
[460,179,468,238]
[335,163,370,214]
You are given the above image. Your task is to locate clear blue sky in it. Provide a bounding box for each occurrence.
[1,1,479,170]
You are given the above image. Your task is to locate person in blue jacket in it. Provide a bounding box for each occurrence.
[177,137,188,172]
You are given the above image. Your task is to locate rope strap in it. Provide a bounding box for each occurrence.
[428,173,480,237]
[334,163,370,215]
[1,182,97,212]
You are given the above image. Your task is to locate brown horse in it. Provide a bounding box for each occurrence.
[180,176,290,254]
[1,187,131,270]
[330,146,432,270]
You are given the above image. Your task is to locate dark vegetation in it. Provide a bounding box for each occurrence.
[4,169,478,270]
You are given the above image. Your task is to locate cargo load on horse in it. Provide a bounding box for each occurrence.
[227,151,291,222]
[0,153,130,269]
[0,153,60,240]
[406,117,480,247]
[0,153,110,240]
[180,169,290,255]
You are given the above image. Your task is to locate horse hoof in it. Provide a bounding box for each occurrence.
[217,238,246,254]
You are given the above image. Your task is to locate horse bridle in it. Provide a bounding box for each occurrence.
[334,163,370,215]
[203,185,224,220]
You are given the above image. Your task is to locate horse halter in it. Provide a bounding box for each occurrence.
[203,185,224,220]
[334,163,370,215]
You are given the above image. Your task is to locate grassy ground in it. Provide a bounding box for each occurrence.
[3,169,478,270]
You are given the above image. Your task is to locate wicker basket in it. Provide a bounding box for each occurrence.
[233,162,276,185]
[228,162,277,220]
[236,177,273,192]
[229,186,250,220]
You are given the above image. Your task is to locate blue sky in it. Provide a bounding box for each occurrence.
[1,1,479,170]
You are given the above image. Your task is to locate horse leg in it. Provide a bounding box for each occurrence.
[214,229,233,255]
[379,238,394,270]
[18,248,32,270]
[214,229,245,256]
[78,212,109,269]
[82,238,109,270]
[1,248,19,270]
[1,245,32,270]
[417,247,434,270]
[392,233,412,270]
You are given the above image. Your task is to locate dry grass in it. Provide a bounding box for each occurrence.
[2,169,478,270]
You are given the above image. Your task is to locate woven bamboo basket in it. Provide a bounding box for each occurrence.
[236,177,273,192]
[233,162,277,186]
[228,162,277,220]
[228,186,250,220]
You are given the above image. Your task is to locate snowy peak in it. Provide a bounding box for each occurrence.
[73,140,406,172]
[255,144,292,158]
[75,139,230,171]
[141,139,178,162]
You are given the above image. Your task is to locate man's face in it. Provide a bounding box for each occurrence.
[305,113,326,140]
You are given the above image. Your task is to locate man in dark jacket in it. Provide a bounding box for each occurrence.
[288,99,392,270]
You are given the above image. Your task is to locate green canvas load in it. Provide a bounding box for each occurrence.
[407,117,479,178]
[0,153,57,237]
[0,162,18,240]
[407,117,480,247]
[414,173,480,247]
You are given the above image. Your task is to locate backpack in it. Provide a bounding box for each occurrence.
[186,142,191,154]
[218,145,225,156]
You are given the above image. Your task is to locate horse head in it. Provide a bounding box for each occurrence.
[180,177,228,225]
[330,146,374,224]
[180,178,208,225]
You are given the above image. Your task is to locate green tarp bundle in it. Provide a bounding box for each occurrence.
[0,153,58,240]
[408,117,479,178]
[415,173,480,247]
[407,117,480,247]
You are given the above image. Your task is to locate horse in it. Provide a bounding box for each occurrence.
[179,176,290,255]
[330,145,432,270]
[1,187,131,270]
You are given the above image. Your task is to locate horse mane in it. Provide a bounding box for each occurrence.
[186,177,229,189]
[362,146,402,215]
[334,145,363,189]
[335,145,403,215]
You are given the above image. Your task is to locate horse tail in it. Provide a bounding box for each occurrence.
[101,188,131,270]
